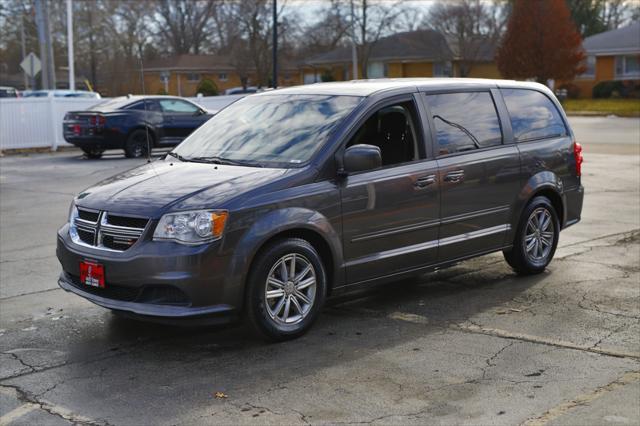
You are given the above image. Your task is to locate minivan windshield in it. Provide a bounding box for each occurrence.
[172,94,362,167]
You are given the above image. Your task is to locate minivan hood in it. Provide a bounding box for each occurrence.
[75,160,289,217]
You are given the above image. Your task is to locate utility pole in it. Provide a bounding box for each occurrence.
[34,0,49,89]
[67,0,75,90]
[20,14,28,89]
[350,0,358,80]
[272,0,278,89]
[44,0,56,88]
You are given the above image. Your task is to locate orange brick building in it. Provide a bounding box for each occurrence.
[571,22,640,98]
[300,30,501,83]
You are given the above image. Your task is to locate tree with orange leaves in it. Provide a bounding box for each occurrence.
[497,0,586,84]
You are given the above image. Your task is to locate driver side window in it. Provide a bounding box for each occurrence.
[159,99,200,113]
[347,101,421,167]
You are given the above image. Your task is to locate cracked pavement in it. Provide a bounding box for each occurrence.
[1,117,639,425]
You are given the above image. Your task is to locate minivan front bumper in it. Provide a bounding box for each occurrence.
[56,224,240,324]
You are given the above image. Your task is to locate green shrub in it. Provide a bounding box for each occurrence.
[592,80,624,98]
[196,79,219,96]
[321,70,336,82]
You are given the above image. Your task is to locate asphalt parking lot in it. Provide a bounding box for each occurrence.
[0,117,638,425]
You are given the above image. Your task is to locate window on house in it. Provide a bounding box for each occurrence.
[346,101,422,167]
[367,62,386,79]
[616,55,640,78]
[434,61,453,77]
[424,91,502,155]
[579,56,596,78]
[303,72,319,84]
[186,73,200,82]
[218,73,228,82]
[501,89,567,142]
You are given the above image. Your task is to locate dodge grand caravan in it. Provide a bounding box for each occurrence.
[57,79,584,341]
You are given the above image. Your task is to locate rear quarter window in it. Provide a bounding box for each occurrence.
[501,89,567,142]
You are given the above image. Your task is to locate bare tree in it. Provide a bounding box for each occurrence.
[601,0,629,29]
[349,0,405,78]
[423,0,507,77]
[154,0,216,55]
[299,0,351,56]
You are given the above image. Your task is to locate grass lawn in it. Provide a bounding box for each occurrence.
[562,98,640,117]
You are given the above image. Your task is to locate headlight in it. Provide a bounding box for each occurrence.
[68,202,79,241]
[153,210,228,244]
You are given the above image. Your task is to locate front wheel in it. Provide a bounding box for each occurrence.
[504,196,560,275]
[245,238,327,341]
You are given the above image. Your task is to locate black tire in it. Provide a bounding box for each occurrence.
[124,129,152,158]
[81,147,104,159]
[245,238,327,342]
[504,196,560,275]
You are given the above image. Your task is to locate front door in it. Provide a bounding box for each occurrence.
[422,90,520,262]
[159,99,207,145]
[340,99,440,284]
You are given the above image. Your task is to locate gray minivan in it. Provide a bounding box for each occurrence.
[57,79,584,340]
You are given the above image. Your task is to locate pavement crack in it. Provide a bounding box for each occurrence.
[521,371,640,426]
[482,341,516,380]
[0,287,61,301]
[2,351,36,374]
[452,323,640,360]
[0,383,113,426]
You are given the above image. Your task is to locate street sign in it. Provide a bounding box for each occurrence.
[20,52,41,78]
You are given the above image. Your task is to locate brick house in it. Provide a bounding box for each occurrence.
[572,22,640,98]
[300,29,501,84]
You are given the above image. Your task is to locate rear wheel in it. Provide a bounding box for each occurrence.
[81,147,104,159]
[124,129,152,158]
[245,238,327,341]
[504,196,559,275]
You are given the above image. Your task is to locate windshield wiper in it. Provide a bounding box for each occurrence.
[166,151,188,162]
[187,156,264,167]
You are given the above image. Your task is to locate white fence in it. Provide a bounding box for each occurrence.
[0,95,244,150]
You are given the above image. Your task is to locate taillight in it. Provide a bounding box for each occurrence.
[73,124,81,135]
[90,114,106,127]
[573,141,583,177]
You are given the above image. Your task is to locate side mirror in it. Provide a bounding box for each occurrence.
[342,144,381,174]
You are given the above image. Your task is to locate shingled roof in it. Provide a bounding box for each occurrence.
[306,30,456,65]
[143,54,235,71]
[304,29,498,66]
[583,22,640,55]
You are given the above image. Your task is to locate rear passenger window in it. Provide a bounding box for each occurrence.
[424,92,502,156]
[502,89,567,141]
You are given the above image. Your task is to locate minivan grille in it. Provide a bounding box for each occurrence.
[72,208,149,252]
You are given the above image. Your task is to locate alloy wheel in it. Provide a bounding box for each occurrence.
[524,206,554,262]
[265,253,317,325]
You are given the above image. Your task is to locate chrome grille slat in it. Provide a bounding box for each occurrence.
[71,209,149,252]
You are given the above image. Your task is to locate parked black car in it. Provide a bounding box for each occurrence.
[57,79,584,341]
[63,96,214,158]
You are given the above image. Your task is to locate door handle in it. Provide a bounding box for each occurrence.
[414,174,436,189]
[444,170,465,183]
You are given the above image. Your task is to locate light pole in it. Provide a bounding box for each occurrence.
[272,0,277,89]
